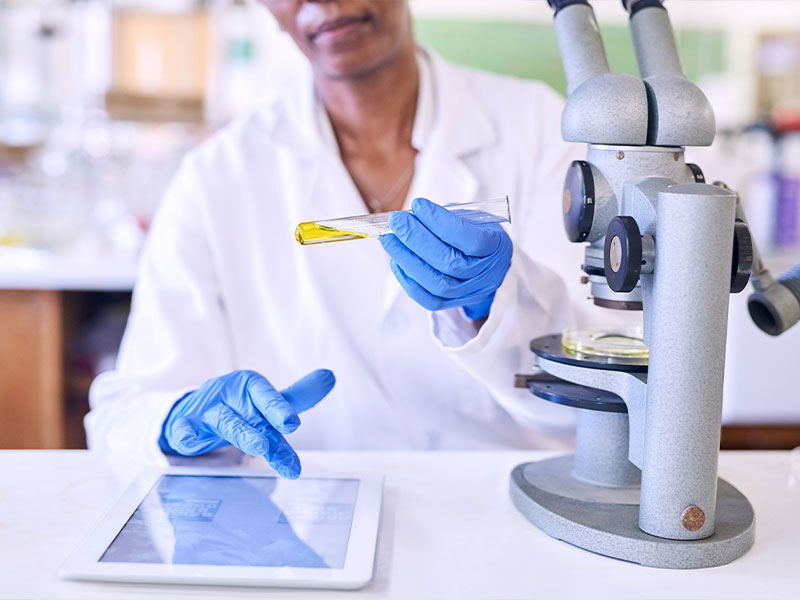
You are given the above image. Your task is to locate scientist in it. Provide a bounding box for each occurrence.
[86,0,587,476]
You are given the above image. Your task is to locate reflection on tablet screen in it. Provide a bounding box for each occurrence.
[99,475,360,568]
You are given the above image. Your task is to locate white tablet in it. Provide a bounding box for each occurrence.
[60,467,383,589]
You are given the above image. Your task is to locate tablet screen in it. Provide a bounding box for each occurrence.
[98,475,360,569]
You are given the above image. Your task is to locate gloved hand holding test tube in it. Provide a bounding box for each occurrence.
[294,196,510,245]
[297,196,514,321]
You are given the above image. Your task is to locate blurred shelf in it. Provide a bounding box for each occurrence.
[105,90,204,123]
[106,7,209,124]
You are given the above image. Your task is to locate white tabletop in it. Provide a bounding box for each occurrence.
[2,450,799,600]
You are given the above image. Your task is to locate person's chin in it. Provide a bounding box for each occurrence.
[316,48,387,81]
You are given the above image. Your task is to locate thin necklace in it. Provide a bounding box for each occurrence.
[364,159,416,214]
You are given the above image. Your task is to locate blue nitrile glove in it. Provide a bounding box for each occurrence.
[158,369,335,479]
[379,197,513,320]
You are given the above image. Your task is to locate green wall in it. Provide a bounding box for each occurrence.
[414,19,726,95]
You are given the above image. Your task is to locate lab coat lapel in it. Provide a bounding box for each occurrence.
[413,51,496,207]
[380,51,498,317]
[268,64,390,231]
[271,68,394,338]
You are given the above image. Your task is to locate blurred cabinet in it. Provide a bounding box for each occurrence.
[0,289,131,450]
[0,290,63,448]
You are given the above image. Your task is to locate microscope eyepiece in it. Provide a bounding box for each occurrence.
[547,0,591,15]
[622,0,666,16]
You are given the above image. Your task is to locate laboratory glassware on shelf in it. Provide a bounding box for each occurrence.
[294,196,511,246]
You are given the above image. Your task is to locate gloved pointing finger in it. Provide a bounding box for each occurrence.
[159,369,336,479]
[280,368,337,413]
[252,422,301,479]
[202,402,270,456]
[167,417,208,455]
[245,375,301,434]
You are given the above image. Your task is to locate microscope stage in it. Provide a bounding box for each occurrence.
[526,373,628,413]
[530,334,648,373]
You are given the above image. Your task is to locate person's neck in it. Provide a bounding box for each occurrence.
[316,45,419,159]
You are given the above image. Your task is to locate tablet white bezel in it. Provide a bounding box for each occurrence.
[59,466,384,589]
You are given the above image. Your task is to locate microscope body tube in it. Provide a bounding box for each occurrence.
[553,3,611,95]
[625,0,715,146]
[639,183,737,540]
[627,1,683,78]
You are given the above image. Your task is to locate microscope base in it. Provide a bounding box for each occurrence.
[510,456,755,569]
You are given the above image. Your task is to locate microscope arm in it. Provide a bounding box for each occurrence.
[749,266,800,335]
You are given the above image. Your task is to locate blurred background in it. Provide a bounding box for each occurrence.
[1,0,799,450]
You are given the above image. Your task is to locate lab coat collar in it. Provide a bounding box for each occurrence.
[411,47,435,152]
[263,47,497,162]
[423,49,497,158]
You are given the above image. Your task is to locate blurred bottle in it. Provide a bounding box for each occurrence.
[206,0,260,125]
[744,128,779,254]
[0,2,49,153]
[778,133,800,252]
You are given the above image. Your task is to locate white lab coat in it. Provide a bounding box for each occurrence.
[87,50,596,466]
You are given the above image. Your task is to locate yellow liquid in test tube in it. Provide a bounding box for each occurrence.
[294,222,369,245]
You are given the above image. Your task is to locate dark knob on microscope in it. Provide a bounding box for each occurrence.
[686,163,706,183]
[604,216,643,293]
[562,160,595,243]
[730,218,753,294]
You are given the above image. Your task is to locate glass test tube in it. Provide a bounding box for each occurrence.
[294,196,510,245]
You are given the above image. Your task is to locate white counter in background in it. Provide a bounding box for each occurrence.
[0,247,137,291]
[1,450,798,600]
[725,286,800,423]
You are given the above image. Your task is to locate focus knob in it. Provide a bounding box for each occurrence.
[563,160,595,243]
[731,218,753,294]
[604,216,643,293]
[687,163,706,183]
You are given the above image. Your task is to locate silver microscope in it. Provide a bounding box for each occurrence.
[510,0,800,569]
